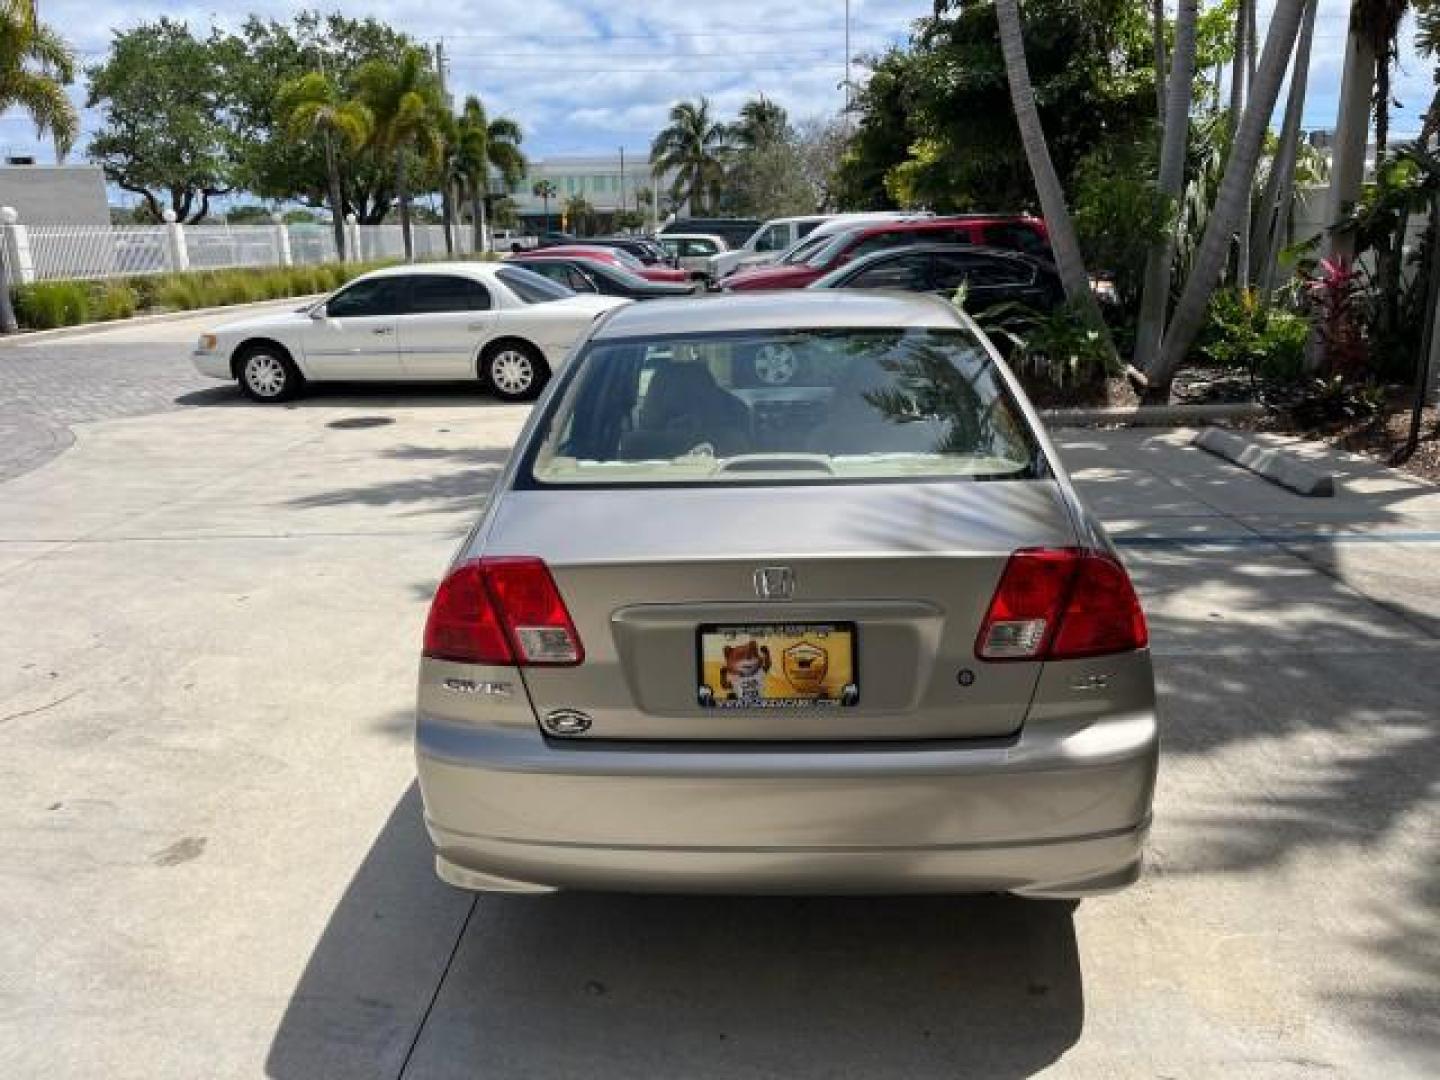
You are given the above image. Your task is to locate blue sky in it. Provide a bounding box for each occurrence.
[0,0,1433,168]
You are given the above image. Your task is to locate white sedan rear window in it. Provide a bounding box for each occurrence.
[526,328,1041,486]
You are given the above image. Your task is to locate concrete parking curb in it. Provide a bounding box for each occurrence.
[1192,427,1336,497]
[1041,402,1267,427]
[0,295,322,347]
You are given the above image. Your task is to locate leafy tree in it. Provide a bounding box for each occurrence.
[794,115,849,211]
[275,71,371,260]
[353,46,444,260]
[86,19,235,222]
[213,13,412,224]
[0,0,78,161]
[1353,0,1413,160]
[833,48,914,209]
[649,98,732,214]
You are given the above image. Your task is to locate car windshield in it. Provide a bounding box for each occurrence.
[781,233,834,265]
[524,327,1041,487]
[497,266,573,303]
[803,230,860,269]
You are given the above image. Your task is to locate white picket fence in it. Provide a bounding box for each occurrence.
[0,207,467,285]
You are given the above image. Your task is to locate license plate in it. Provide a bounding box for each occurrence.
[697,623,858,709]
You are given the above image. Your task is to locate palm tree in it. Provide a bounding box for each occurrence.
[993,0,1113,354]
[732,95,788,151]
[1354,0,1412,160]
[650,98,731,214]
[275,72,372,262]
[533,179,557,233]
[449,96,525,253]
[1133,0,1201,375]
[1254,0,1320,296]
[353,47,444,261]
[1147,0,1309,393]
[0,0,78,161]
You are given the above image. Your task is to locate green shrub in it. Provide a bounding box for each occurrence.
[94,280,140,320]
[12,281,90,329]
[1198,289,1311,382]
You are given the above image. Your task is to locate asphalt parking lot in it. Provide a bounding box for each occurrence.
[0,316,1436,1078]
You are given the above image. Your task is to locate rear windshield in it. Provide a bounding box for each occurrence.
[498,266,573,303]
[523,327,1042,487]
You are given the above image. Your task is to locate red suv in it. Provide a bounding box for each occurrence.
[722,216,1051,291]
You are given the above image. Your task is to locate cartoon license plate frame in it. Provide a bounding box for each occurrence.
[696,622,859,709]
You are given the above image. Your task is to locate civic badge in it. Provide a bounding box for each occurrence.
[753,566,795,601]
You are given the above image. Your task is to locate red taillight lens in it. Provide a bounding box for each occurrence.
[977,548,1147,661]
[423,558,583,666]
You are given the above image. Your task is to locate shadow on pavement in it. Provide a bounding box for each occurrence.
[267,785,1083,1080]
[175,382,520,410]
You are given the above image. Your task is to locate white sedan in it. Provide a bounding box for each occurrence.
[192,262,629,403]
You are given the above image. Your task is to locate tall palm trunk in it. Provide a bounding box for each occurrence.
[471,185,485,254]
[1151,0,1168,125]
[1148,0,1309,391]
[323,133,347,262]
[994,0,1114,355]
[395,151,413,261]
[441,179,455,256]
[1230,0,1252,287]
[1255,0,1318,298]
[1133,0,1200,375]
[1323,29,1376,263]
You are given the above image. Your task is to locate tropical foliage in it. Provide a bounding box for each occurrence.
[649,98,732,215]
[0,0,79,161]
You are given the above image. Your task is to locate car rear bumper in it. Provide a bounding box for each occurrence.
[416,709,1157,898]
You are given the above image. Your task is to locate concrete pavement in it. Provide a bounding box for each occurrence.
[0,324,1436,1078]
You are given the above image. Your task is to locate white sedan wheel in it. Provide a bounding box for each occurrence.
[488,347,542,401]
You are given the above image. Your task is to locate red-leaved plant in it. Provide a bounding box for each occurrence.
[1305,256,1368,376]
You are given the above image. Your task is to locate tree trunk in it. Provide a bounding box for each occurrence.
[1147,0,1308,391]
[396,152,413,262]
[1230,0,1251,288]
[1323,29,1376,263]
[441,179,455,256]
[1255,0,1317,298]
[1401,192,1440,460]
[478,185,489,256]
[324,135,347,262]
[994,0,1115,356]
[1151,0,1168,125]
[1133,0,1201,376]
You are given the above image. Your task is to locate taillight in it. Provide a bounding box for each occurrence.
[976,548,1147,661]
[423,557,583,666]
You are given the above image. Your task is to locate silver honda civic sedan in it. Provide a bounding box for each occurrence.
[415,291,1157,898]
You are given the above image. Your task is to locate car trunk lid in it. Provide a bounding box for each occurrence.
[477,481,1076,741]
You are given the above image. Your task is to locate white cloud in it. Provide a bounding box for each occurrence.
[0,0,1431,169]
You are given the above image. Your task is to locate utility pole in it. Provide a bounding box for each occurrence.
[434,40,451,108]
[619,146,625,230]
[844,0,852,122]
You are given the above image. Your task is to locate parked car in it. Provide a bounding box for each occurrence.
[416,290,1156,897]
[191,263,628,404]
[517,255,697,300]
[659,216,762,248]
[577,236,674,267]
[809,244,1064,315]
[722,216,1052,291]
[709,212,935,280]
[657,233,729,281]
[509,245,690,284]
